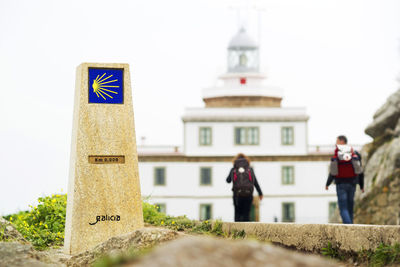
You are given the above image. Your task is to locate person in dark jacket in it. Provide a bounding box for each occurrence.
[326,135,364,224]
[226,153,263,222]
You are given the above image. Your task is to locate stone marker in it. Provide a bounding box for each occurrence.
[64,63,143,255]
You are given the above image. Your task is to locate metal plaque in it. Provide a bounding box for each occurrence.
[88,155,125,164]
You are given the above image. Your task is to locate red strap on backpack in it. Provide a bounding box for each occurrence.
[233,169,252,181]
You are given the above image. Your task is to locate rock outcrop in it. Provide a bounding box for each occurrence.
[0,217,26,242]
[132,236,339,267]
[0,242,61,267]
[0,217,67,267]
[355,88,400,224]
[365,89,400,139]
[66,227,179,266]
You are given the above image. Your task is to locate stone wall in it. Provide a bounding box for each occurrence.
[221,222,400,253]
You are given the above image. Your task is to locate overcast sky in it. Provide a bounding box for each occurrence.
[0,0,399,215]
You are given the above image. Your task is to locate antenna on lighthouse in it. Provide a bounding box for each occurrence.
[227,0,266,44]
[254,4,266,67]
[228,1,247,31]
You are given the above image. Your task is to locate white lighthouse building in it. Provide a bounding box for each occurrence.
[138,28,338,223]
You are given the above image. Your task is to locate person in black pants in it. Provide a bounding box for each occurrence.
[226,153,263,222]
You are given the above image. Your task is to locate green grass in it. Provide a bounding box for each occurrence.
[367,243,400,267]
[190,220,212,233]
[321,242,400,267]
[231,229,246,239]
[93,247,152,267]
[321,242,345,261]
[0,223,9,242]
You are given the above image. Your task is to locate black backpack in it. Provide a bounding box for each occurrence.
[232,158,254,197]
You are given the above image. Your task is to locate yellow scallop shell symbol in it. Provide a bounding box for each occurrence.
[92,73,119,100]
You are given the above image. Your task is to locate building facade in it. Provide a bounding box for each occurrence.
[138,28,338,223]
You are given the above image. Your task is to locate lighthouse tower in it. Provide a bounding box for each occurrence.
[182,28,308,157]
[202,28,283,108]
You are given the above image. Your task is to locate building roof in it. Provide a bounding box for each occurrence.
[202,84,283,99]
[137,154,331,162]
[228,28,258,49]
[182,107,309,122]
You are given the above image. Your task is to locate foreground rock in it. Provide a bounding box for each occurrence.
[0,217,66,267]
[132,236,340,267]
[0,242,60,267]
[355,88,400,224]
[0,217,26,242]
[0,227,179,267]
[66,227,179,266]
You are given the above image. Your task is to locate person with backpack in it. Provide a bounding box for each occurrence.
[226,153,263,222]
[325,135,364,224]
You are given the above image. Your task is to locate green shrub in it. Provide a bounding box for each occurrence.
[4,196,226,250]
[210,220,224,237]
[142,202,194,231]
[5,194,66,249]
[190,220,212,234]
[142,202,164,224]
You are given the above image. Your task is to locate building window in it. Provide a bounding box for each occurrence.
[200,167,212,186]
[328,202,337,222]
[199,127,212,146]
[282,166,295,185]
[154,167,166,186]
[281,127,294,145]
[282,202,295,222]
[248,127,259,145]
[199,204,212,221]
[155,203,166,214]
[234,127,259,145]
[235,127,247,145]
[239,53,248,66]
